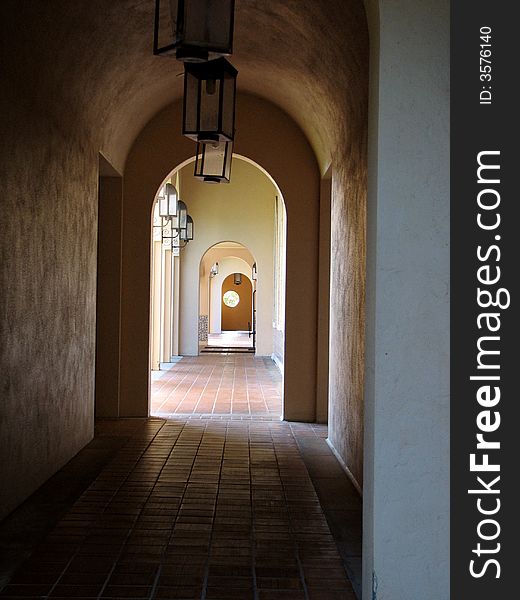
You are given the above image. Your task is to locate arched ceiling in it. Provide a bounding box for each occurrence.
[2,0,368,173]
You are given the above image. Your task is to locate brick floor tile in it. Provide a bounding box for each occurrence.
[1,381,358,600]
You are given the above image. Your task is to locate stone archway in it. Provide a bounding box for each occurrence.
[119,96,319,422]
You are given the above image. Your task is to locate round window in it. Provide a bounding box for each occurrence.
[223,290,240,308]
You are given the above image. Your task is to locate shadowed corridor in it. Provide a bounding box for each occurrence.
[0,359,362,600]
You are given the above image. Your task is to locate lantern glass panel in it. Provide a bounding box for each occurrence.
[176,0,234,54]
[155,0,234,59]
[158,196,168,218]
[199,77,221,134]
[186,216,194,241]
[176,200,188,230]
[165,183,178,216]
[184,71,199,135]
[180,215,193,242]
[194,141,232,183]
[221,69,235,139]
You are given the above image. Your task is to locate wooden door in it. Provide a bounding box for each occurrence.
[221,274,252,331]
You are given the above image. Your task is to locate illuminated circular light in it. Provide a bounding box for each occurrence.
[223,290,240,308]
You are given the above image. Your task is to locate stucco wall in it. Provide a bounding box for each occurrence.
[0,100,96,519]
[328,166,367,489]
[362,0,450,598]
[95,175,123,417]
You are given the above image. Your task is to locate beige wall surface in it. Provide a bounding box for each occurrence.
[0,100,97,520]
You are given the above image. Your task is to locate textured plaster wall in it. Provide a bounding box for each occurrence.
[316,177,332,423]
[0,99,97,519]
[328,167,367,488]
[95,176,123,417]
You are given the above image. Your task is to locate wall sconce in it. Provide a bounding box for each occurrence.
[233,273,242,285]
[210,262,219,277]
[180,215,194,243]
[153,0,235,62]
[154,198,193,249]
[183,58,237,143]
[158,182,178,218]
[252,263,257,281]
[194,140,233,183]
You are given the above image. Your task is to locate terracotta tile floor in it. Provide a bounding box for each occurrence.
[0,419,357,600]
[151,356,282,418]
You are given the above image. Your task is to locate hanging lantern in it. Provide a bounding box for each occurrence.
[183,58,237,143]
[233,273,242,285]
[194,140,233,183]
[156,199,191,249]
[153,0,235,62]
[153,190,194,251]
[158,182,178,218]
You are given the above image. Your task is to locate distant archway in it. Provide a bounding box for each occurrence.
[198,243,262,354]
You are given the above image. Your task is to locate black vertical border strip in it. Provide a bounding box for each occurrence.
[451,1,518,597]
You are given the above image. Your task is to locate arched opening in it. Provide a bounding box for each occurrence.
[199,244,256,352]
[118,94,320,424]
[148,155,287,419]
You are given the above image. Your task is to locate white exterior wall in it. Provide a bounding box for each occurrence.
[363,0,450,598]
